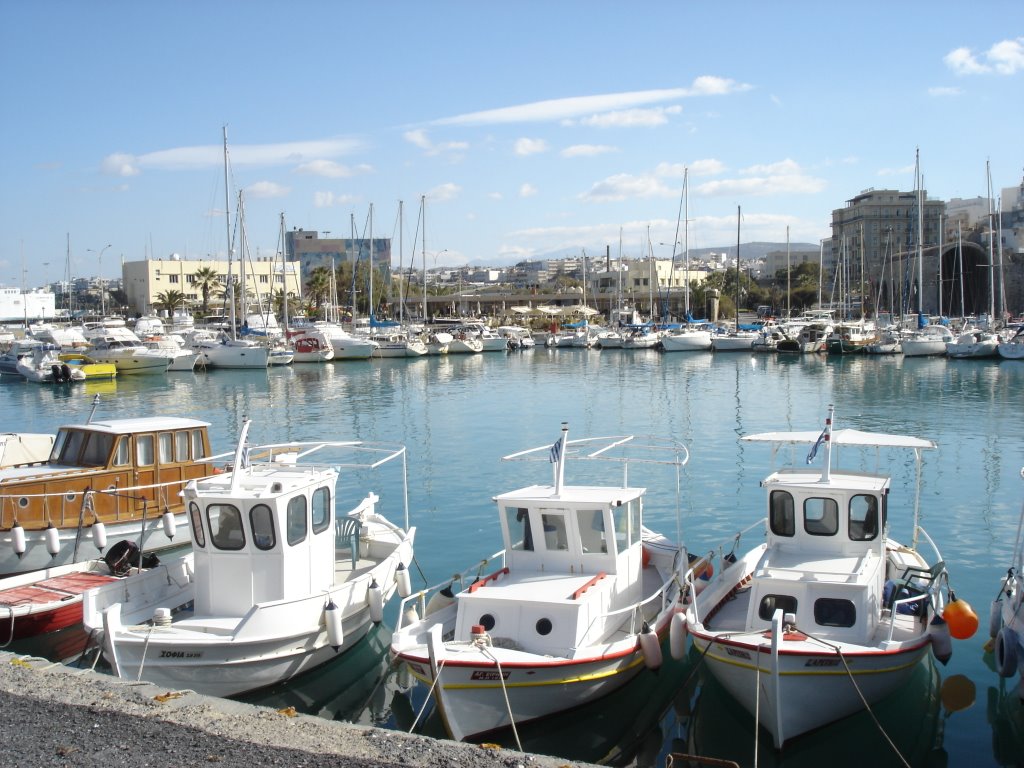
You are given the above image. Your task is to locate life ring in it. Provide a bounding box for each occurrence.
[994,626,1020,677]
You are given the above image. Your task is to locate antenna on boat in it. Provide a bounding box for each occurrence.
[230,417,252,493]
[87,393,101,423]
[820,404,835,483]
[552,422,568,496]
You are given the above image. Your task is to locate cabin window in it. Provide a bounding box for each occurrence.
[814,598,856,627]
[189,502,205,548]
[311,487,331,534]
[174,431,189,462]
[769,491,795,537]
[250,504,276,550]
[208,503,245,550]
[848,495,879,541]
[191,429,206,458]
[577,509,607,553]
[158,433,173,463]
[49,430,69,462]
[58,430,86,465]
[80,432,113,467]
[803,498,838,536]
[112,437,130,467]
[541,512,569,551]
[286,496,307,546]
[136,435,154,466]
[758,594,798,621]
[505,507,534,551]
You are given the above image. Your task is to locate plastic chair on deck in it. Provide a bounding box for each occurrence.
[885,560,945,611]
[337,516,361,568]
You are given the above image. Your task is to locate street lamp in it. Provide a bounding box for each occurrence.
[88,244,112,316]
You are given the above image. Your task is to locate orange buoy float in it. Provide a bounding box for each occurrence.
[943,592,979,640]
[641,545,651,568]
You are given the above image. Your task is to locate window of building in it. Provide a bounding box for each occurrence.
[259,274,268,284]
[169,274,179,284]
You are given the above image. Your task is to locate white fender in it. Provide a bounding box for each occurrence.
[639,622,662,670]
[994,627,1020,678]
[11,523,26,558]
[989,600,1003,639]
[92,521,107,552]
[669,612,688,660]
[395,562,412,598]
[325,599,344,650]
[161,511,176,540]
[929,614,952,666]
[425,584,455,615]
[44,525,60,557]
[367,579,384,623]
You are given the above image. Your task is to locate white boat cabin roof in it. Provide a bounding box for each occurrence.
[61,417,210,436]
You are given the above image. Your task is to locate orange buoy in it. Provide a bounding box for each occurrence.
[641,545,651,568]
[943,593,979,640]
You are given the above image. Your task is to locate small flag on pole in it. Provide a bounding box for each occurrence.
[806,428,826,464]
[549,438,562,464]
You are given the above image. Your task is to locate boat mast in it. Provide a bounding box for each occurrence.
[279,212,288,332]
[369,204,375,324]
[222,126,236,341]
[397,199,404,326]
[349,213,357,332]
[986,161,995,325]
[915,148,924,318]
[937,214,944,318]
[421,195,427,324]
[786,225,791,320]
[683,169,690,319]
[735,206,741,330]
[957,221,965,320]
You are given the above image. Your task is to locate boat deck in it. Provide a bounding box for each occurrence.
[0,571,117,611]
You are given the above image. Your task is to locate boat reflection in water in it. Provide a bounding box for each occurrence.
[239,623,398,726]
[683,655,956,767]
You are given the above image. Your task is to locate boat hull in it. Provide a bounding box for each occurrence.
[689,629,930,747]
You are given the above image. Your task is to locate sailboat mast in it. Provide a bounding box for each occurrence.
[786,225,791,320]
[279,212,288,332]
[735,205,741,328]
[986,161,995,324]
[222,127,236,341]
[957,221,965,319]
[937,214,944,318]
[369,204,375,323]
[349,214,357,332]
[915,149,924,317]
[421,195,427,324]
[397,199,404,326]
[683,169,690,317]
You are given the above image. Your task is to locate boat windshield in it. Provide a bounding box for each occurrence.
[48,429,115,468]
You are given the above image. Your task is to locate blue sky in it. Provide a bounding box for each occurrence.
[1,1,1022,287]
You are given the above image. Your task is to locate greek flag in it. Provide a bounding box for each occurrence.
[549,438,563,464]
[240,444,250,468]
[806,428,826,464]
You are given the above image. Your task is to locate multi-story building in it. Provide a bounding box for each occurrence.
[284,229,391,282]
[122,255,301,316]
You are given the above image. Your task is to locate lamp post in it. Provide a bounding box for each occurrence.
[88,244,112,316]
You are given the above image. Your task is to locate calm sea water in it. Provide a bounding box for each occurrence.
[4,349,1023,767]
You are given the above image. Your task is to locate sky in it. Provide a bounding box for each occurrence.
[1,1,1022,288]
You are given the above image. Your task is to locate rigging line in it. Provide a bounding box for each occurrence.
[408,657,445,733]
[481,644,522,752]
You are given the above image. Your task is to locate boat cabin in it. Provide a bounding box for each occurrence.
[0,417,213,530]
[451,482,647,654]
[749,468,890,643]
[184,460,343,616]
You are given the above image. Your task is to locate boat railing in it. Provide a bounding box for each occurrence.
[395,549,508,631]
[884,592,932,643]
[577,567,681,645]
[684,517,768,625]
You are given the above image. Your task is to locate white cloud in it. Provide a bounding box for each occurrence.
[100,137,362,175]
[101,153,141,177]
[295,159,355,178]
[694,161,825,197]
[928,86,962,97]
[488,191,503,200]
[432,78,751,127]
[245,181,289,199]
[514,138,548,156]
[654,159,725,178]
[313,191,360,208]
[579,106,680,128]
[944,38,1024,75]
[519,183,538,198]
[561,144,617,158]
[877,164,916,177]
[580,173,676,203]
[403,129,469,156]
[428,183,461,202]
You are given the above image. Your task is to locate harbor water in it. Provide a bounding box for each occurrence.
[3,349,1022,767]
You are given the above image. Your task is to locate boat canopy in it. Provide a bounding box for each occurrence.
[742,429,935,451]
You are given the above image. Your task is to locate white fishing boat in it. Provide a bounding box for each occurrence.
[989,467,1024,694]
[684,406,977,748]
[390,424,689,743]
[83,420,416,698]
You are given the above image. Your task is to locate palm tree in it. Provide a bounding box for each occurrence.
[305,267,332,317]
[154,289,187,314]
[193,267,221,315]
